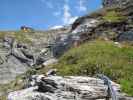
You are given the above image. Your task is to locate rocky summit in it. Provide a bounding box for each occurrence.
[0,0,133,99]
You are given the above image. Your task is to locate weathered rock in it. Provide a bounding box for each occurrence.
[0,37,49,84]
[102,0,133,8]
[72,18,99,34]
[71,10,133,42]
[117,31,133,41]
[9,75,133,100]
[0,56,29,84]
[51,34,74,57]
[68,0,133,43]
[0,28,73,97]
[8,87,55,100]
[3,36,14,49]
[0,37,31,84]
[46,69,57,76]
[8,75,122,100]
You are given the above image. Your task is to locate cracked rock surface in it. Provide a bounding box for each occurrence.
[8,75,123,100]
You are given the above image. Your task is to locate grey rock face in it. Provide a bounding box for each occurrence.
[0,37,31,84]
[102,0,132,8]
[0,27,73,85]
[71,13,133,42]
[0,37,51,84]
[117,31,133,41]
[8,75,122,100]
[46,69,57,76]
[0,56,29,84]
[72,18,99,34]
[0,29,74,85]
[51,34,74,57]
[8,87,54,100]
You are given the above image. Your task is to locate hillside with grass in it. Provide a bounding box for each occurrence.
[55,40,133,96]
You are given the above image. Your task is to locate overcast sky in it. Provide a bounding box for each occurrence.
[0,0,102,30]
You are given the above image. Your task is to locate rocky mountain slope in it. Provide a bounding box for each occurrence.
[71,0,133,43]
[0,0,133,99]
[0,27,70,84]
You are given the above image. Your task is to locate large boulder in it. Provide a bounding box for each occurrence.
[8,75,122,100]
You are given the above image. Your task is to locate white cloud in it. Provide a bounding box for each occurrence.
[50,25,63,29]
[78,0,87,12]
[68,16,78,24]
[62,3,78,25]
[63,4,71,24]
[41,0,78,25]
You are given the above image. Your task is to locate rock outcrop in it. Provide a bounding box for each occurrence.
[0,36,48,84]
[0,26,71,85]
[8,75,132,100]
[0,37,30,84]
[70,0,133,42]
[7,75,114,100]
[102,0,133,8]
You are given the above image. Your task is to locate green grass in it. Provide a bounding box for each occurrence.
[0,31,32,44]
[13,31,32,44]
[0,32,8,39]
[103,9,126,23]
[54,40,133,96]
[120,79,133,96]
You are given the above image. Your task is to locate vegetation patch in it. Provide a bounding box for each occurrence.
[0,32,8,39]
[54,40,133,96]
[102,8,127,23]
[0,31,32,44]
[12,31,32,44]
[120,79,133,96]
